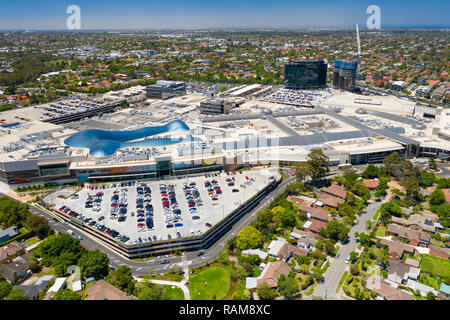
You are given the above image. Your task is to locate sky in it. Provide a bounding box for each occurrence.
[0,0,448,30]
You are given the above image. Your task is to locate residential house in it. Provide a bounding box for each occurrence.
[386,261,420,284]
[85,280,132,300]
[363,179,379,190]
[267,238,307,261]
[406,279,438,296]
[43,277,67,300]
[0,226,19,243]
[20,275,54,300]
[0,257,32,282]
[256,261,291,288]
[365,275,413,300]
[319,194,345,210]
[303,219,327,235]
[386,223,431,247]
[241,248,268,261]
[429,246,450,260]
[391,215,436,233]
[0,240,25,263]
[290,229,319,251]
[321,183,347,199]
[379,239,416,261]
[297,204,334,222]
[287,195,323,208]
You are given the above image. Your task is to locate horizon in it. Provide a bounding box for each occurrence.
[0,0,449,30]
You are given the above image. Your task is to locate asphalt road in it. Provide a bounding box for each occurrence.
[310,200,382,300]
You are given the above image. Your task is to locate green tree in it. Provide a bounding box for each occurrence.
[426,291,436,300]
[5,286,29,300]
[306,149,330,183]
[26,214,53,239]
[403,176,420,199]
[106,265,135,294]
[295,163,312,182]
[277,275,299,297]
[136,282,164,300]
[78,250,109,279]
[0,281,12,299]
[362,164,379,179]
[257,283,277,300]
[382,152,402,177]
[420,170,436,188]
[429,189,446,206]
[236,226,263,250]
[52,289,82,300]
[349,251,358,264]
[320,219,349,241]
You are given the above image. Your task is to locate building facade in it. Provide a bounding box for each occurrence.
[284,60,327,90]
[332,59,358,91]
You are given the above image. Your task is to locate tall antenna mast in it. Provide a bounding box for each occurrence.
[355,24,362,88]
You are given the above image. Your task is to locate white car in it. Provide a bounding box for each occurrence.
[345,257,350,264]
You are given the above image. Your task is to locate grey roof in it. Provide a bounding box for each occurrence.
[0,226,19,239]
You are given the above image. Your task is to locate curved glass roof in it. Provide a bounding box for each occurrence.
[64,120,198,157]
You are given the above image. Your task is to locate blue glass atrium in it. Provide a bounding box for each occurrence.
[64,120,199,157]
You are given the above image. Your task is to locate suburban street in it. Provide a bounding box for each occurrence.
[310,200,383,300]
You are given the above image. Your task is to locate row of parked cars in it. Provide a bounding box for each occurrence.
[160,183,182,230]
[111,188,128,222]
[183,181,203,219]
[137,183,154,232]
[58,205,130,243]
[84,192,103,211]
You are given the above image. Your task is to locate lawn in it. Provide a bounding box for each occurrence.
[375,226,386,237]
[189,266,231,300]
[163,285,184,300]
[420,254,450,280]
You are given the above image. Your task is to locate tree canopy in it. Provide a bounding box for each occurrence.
[236,226,263,251]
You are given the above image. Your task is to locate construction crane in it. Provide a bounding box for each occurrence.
[355,24,363,88]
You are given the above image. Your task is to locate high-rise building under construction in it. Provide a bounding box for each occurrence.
[332,59,358,91]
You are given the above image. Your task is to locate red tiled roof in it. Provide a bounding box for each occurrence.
[297,204,333,222]
[363,179,379,189]
[321,183,347,199]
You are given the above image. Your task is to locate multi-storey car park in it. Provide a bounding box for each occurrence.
[0,83,449,257]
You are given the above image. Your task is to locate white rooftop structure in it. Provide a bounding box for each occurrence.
[267,237,287,257]
[241,248,268,260]
[47,277,67,293]
[72,280,82,292]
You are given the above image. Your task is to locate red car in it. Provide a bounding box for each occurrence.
[216,190,222,194]
[205,223,212,228]
[245,176,249,180]
[90,186,94,190]
[212,197,218,201]
[188,203,196,208]
[232,177,235,181]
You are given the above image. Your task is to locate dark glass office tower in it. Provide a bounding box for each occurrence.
[284,60,327,90]
[332,59,358,91]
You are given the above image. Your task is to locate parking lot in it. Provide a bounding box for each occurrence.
[52,168,277,246]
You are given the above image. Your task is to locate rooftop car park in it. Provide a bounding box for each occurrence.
[51,168,277,247]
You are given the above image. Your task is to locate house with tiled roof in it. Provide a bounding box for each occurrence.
[297,204,334,222]
[85,280,132,300]
[379,239,416,261]
[386,223,431,247]
[363,179,379,189]
[321,183,347,199]
[319,194,345,210]
[256,261,291,288]
[386,261,420,284]
[0,240,25,263]
[303,219,327,235]
[365,275,413,300]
